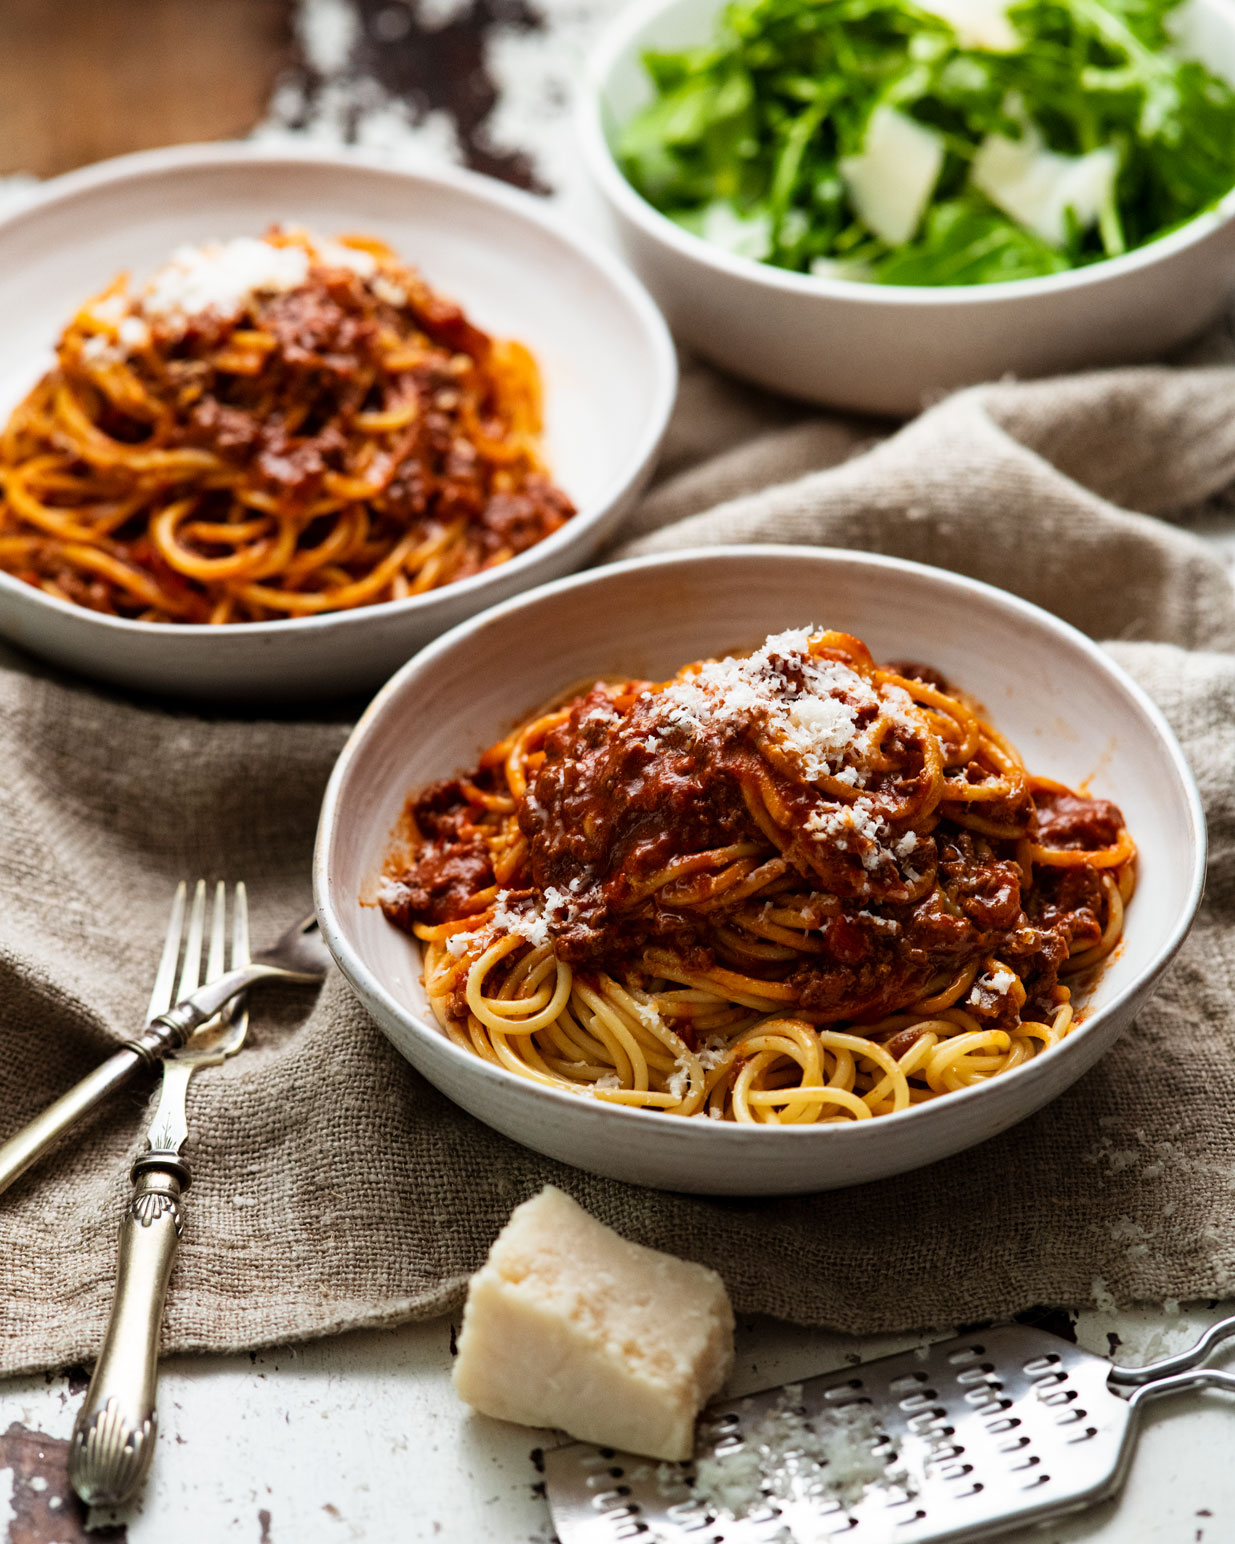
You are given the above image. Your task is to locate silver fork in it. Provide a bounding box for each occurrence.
[67,880,252,1510]
[0,881,327,1197]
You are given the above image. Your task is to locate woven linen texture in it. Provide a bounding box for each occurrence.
[3,355,1235,1374]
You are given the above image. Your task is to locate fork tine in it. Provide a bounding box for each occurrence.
[226,881,251,1038]
[146,881,187,1022]
[231,882,250,970]
[177,880,208,1000]
[206,880,227,984]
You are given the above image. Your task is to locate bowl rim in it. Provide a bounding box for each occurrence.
[0,139,678,639]
[578,0,1235,308]
[313,542,1207,1142]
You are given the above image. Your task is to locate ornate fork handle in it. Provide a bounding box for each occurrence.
[68,1155,187,1507]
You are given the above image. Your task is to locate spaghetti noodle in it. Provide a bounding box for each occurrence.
[381,627,1135,1124]
[0,229,574,622]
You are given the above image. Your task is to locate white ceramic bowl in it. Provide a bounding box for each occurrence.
[0,143,676,699]
[579,0,1235,415]
[314,546,1204,1195]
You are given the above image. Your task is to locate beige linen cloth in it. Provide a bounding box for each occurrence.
[4,356,1235,1376]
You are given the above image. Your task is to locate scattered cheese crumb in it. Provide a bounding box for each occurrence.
[315,236,377,275]
[453,1186,734,1460]
[697,1041,730,1072]
[371,274,408,307]
[666,1064,691,1101]
[142,237,311,324]
[806,798,888,871]
[81,334,119,364]
[377,875,411,909]
[857,910,900,934]
[91,292,127,325]
[118,316,150,350]
[542,885,580,927]
[973,965,1017,997]
[490,890,551,949]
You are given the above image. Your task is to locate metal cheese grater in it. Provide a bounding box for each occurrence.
[545,1315,1235,1544]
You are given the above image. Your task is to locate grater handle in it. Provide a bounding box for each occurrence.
[1110,1313,1235,1391]
[1123,1367,1235,1406]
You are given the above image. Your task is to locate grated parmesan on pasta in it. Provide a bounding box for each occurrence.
[134,233,381,337]
[646,628,916,787]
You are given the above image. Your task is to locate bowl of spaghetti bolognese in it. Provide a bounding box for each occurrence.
[314,546,1203,1193]
[0,144,675,698]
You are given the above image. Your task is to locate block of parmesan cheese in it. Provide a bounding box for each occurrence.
[452,1185,734,1461]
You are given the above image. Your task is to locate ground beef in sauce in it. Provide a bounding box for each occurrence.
[17,242,577,624]
[383,780,495,925]
[386,669,1129,1032]
[1035,788,1124,850]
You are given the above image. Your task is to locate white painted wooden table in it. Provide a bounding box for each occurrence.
[2,1302,1233,1542]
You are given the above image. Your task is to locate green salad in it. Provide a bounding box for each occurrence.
[617,0,1235,285]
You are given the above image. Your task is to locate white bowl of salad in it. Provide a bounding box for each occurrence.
[581,0,1235,414]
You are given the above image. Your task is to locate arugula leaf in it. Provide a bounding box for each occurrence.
[617,0,1235,285]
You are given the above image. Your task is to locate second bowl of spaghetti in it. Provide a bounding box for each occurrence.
[0,145,675,698]
[314,546,1203,1194]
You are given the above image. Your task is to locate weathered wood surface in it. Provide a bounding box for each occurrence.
[0,0,289,178]
[1,1306,1233,1543]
